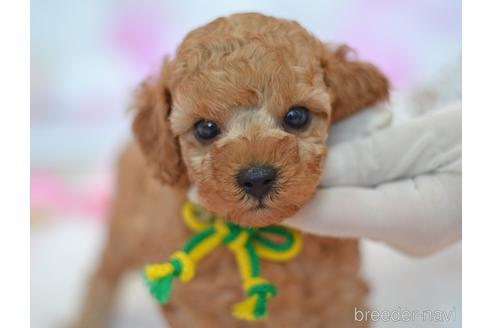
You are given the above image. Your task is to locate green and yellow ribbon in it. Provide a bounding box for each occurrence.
[143,201,302,322]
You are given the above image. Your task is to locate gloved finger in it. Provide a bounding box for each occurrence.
[284,172,461,256]
[328,102,392,145]
[320,103,461,188]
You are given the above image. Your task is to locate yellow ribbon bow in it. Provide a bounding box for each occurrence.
[144,201,302,321]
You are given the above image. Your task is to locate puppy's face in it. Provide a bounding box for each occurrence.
[133,13,389,227]
[171,57,331,226]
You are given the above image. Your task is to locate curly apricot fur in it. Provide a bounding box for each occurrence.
[74,13,389,328]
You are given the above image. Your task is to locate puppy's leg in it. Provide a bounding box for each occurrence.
[72,143,147,328]
[73,238,128,328]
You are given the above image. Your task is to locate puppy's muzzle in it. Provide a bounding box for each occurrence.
[236,165,277,199]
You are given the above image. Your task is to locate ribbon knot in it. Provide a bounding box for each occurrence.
[143,201,302,321]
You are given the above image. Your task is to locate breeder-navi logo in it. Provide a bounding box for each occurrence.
[354,306,457,323]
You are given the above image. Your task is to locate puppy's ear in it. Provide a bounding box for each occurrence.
[132,60,187,185]
[320,45,389,123]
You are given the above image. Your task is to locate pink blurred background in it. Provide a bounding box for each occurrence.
[31,1,461,327]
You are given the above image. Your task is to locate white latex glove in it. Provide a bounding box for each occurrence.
[284,102,462,256]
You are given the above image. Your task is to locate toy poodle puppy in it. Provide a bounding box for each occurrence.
[75,12,389,328]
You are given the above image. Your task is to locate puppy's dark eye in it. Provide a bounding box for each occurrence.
[283,106,311,130]
[194,120,220,141]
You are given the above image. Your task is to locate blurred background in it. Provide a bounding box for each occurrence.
[31,0,461,327]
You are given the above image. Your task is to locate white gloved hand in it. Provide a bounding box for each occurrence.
[284,102,462,256]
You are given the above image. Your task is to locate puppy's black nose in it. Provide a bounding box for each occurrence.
[237,165,277,199]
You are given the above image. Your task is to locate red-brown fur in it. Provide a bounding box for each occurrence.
[74,13,388,327]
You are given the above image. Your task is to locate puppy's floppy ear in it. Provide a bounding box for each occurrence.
[132,60,187,185]
[320,45,389,123]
